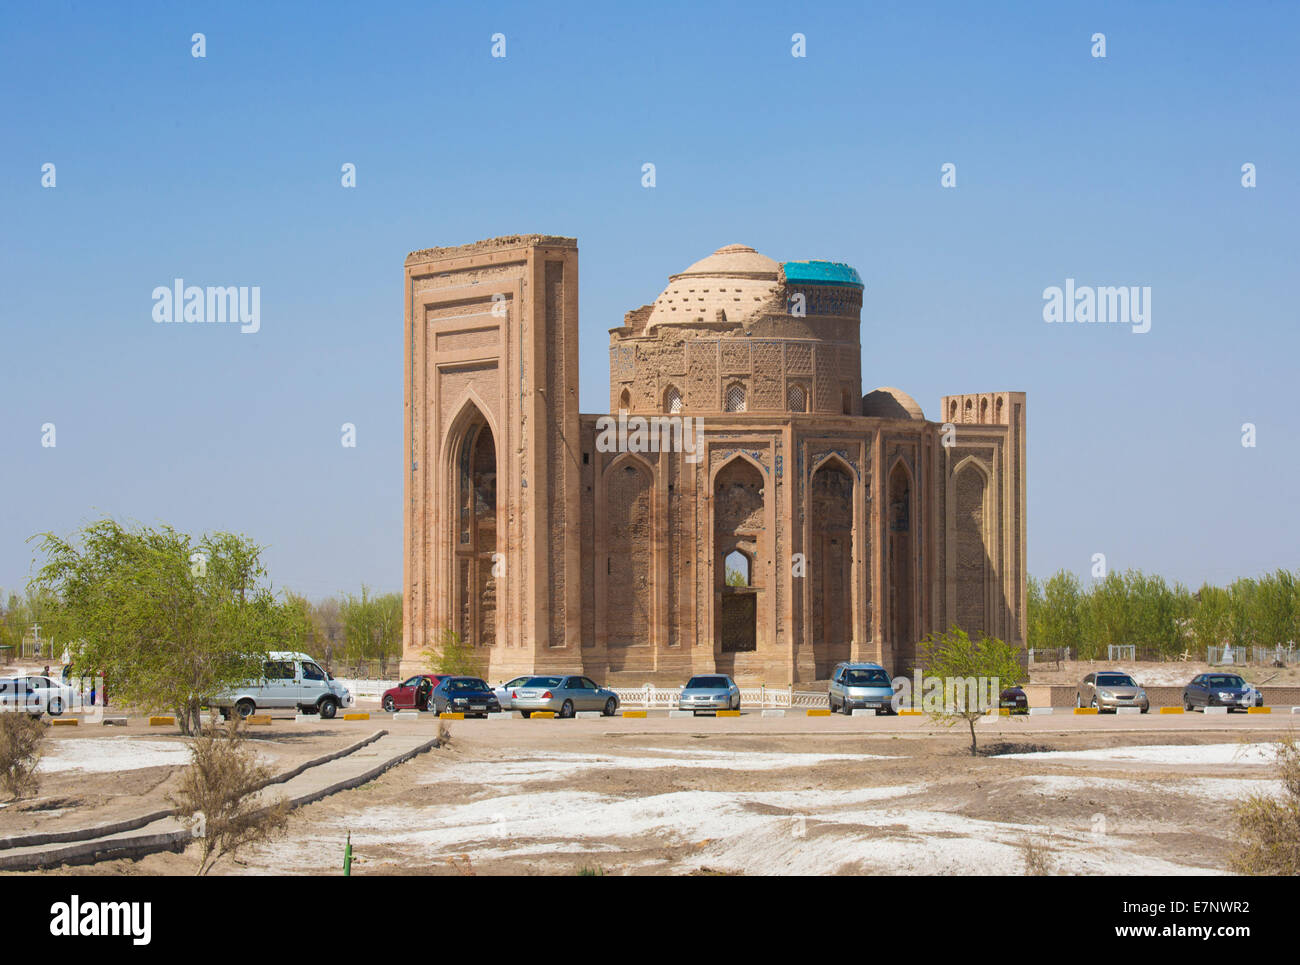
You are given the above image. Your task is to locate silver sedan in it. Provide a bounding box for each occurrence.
[493,675,532,711]
[511,675,620,718]
[677,675,741,714]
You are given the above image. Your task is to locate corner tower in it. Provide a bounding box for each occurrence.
[401,235,581,679]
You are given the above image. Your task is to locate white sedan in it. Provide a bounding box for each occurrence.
[0,675,78,716]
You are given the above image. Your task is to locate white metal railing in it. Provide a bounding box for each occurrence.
[610,685,826,709]
[336,678,394,698]
[1252,646,1299,666]
[1208,646,1248,666]
[341,679,831,708]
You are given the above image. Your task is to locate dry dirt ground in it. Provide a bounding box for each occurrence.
[8,715,1296,877]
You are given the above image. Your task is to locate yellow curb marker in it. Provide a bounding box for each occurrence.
[439,712,465,719]
[806,708,831,717]
[716,710,741,717]
[1248,707,1271,714]
[51,717,78,727]
[1160,707,1185,714]
[622,710,646,718]
[1074,708,1098,715]
[899,709,924,716]
[246,714,272,725]
[149,716,176,726]
[343,712,370,721]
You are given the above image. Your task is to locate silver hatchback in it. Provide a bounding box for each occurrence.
[828,662,895,715]
[677,675,741,714]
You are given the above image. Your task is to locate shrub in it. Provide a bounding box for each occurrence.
[1230,736,1300,875]
[170,716,290,875]
[0,713,45,800]
[427,628,483,676]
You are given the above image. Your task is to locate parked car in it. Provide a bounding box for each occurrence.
[211,651,354,719]
[511,675,620,718]
[382,674,446,712]
[678,674,741,715]
[1076,671,1149,713]
[492,675,532,711]
[429,676,501,717]
[827,662,894,715]
[999,686,1029,714]
[0,675,76,717]
[1182,673,1263,712]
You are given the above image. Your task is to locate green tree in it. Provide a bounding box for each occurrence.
[1036,570,1084,656]
[1188,582,1232,654]
[918,626,1026,756]
[1248,570,1299,650]
[31,519,301,735]
[340,586,403,675]
[427,628,483,676]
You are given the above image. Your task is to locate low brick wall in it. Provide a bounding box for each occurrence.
[1025,684,1300,709]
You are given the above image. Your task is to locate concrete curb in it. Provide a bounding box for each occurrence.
[0,827,193,873]
[0,730,387,855]
[284,734,441,811]
[0,729,427,872]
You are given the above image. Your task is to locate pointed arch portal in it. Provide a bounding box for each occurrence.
[452,408,498,649]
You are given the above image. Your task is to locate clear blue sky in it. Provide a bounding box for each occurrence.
[1,1,1295,599]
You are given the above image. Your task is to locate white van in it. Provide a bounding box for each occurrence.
[211,652,354,719]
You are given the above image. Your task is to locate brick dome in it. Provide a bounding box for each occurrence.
[646,244,781,332]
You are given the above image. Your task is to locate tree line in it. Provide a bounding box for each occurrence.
[0,519,405,733]
[1027,568,1300,659]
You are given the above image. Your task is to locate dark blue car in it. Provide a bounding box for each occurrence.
[430,676,501,717]
[1182,673,1263,712]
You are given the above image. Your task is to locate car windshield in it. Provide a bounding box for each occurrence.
[524,676,564,687]
[1206,675,1245,688]
[686,676,728,689]
[447,678,487,691]
[844,669,889,686]
[1096,674,1135,686]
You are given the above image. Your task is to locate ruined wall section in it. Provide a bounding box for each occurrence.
[934,392,1028,650]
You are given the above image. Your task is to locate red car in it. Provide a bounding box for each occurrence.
[381,674,446,712]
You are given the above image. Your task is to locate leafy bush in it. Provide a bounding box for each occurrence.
[0,713,44,800]
[1231,736,1300,876]
[170,717,290,875]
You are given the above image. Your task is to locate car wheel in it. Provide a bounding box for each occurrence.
[235,699,255,719]
[828,694,835,711]
[559,700,575,719]
[1090,697,1099,713]
[520,711,531,719]
[48,697,63,716]
[318,698,338,720]
[382,696,396,712]
[1075,694,1082,709]
[603,697,617,717]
